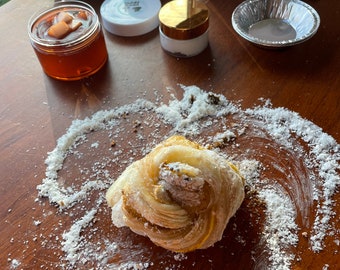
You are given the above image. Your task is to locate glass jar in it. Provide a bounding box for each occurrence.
[28,1,108,81]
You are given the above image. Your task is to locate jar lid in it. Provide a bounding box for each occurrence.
[100,0,161,37]
[159,0,209,40]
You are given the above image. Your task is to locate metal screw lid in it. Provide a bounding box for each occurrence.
[159,0,209,40]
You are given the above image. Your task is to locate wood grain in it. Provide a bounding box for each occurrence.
[0,0,339,269]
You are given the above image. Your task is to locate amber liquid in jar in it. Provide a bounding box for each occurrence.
[28,2,108,81]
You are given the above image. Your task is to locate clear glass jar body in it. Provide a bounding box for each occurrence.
[28,1,108,81]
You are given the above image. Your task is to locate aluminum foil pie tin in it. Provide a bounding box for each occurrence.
[231,0,320,48]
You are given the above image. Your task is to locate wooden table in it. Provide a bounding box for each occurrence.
[0,0,339,269]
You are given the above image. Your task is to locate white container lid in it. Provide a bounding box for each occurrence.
[100,0,161,37]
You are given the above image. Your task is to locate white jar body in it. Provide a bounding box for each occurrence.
[159,27,209,57]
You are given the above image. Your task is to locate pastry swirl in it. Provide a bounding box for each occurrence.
[106,135,245,252]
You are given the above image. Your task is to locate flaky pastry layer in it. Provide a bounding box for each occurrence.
[106,135,245,253]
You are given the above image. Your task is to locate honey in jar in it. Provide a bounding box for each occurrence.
[28,1,108,81]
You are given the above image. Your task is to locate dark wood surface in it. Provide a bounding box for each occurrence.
[0,0,339,269]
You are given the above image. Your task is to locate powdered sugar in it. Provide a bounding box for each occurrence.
[156,85,239,134]
[258,188,298,269]
[245,102,340,252]
[34,85,339,269]
[62,208,98,266]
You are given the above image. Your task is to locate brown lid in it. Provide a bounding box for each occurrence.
[159,0,209,40]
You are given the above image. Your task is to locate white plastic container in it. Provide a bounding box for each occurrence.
[159,0,209,57]
[100,0,161,37]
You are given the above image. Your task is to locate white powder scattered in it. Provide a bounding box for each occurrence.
[258,188,298,270]
[61,208,97,266]
[245,102,340,252]
[173,253,188,261]
[91,141,100,148]
[33,220,42,226]
[34,85,339,269]
[155,85,239,134]
[37,99,156,209]
[10,259,21,269]
[212,130,237,145]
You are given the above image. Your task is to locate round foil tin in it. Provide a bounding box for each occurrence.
[231,0,320,48]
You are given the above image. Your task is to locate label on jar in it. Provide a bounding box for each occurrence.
[100,0,161,36]
[123,0,142,12]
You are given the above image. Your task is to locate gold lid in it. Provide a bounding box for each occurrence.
[159,0,209,40]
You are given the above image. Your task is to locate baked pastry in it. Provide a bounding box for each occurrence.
[106,135,245,253]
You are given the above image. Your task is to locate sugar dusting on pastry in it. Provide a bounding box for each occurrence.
[29,85,340,269]
[106,135,245,253]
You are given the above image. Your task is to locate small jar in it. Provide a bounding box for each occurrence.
[28,1,108,81]
[100,0,161,37]
[159,0,209,58]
